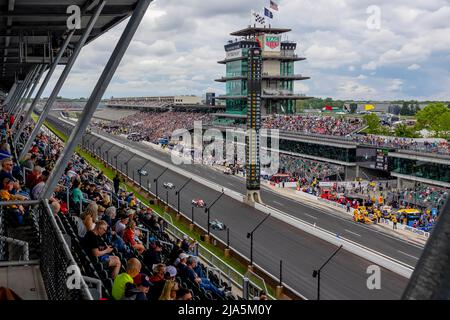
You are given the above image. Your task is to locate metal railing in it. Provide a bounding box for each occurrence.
[0,199,92,299]
[39,200,93,300]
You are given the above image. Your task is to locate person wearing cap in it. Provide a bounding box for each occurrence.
[165,265,177,279]
[175,252,189,276]
[122,273,152,301]
[147,264,166,301]
[185,256,225,298]
[0,177,26,225]
[0,158,22,195]
[112,258,142,300]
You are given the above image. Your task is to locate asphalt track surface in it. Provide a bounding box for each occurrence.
[48,114,414,300]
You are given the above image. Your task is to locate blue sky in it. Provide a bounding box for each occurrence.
[44,0,450,101]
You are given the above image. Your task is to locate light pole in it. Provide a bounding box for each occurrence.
[154,167,168,201]
[205,191,225,236]
[191,205,196,224]
[175,178,192,215]
[247,213,271,267]
[312,244,343,300]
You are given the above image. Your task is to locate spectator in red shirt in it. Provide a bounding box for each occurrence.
[26,166,43,190]
[123,221,145,255]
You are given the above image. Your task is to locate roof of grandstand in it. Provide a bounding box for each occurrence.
[0,0,140,92]
[230,26,292,36]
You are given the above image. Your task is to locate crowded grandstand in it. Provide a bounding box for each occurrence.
[0,111,238,301]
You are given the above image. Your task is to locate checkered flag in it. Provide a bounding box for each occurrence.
[251,10,266,25]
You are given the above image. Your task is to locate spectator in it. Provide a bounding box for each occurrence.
[143,240,163,268]
[0,177,26,225]
[147,263,166,301]
[114,214,129,238]
[122,273,152,301]
[175,288,193,300]
[123,220,146,255]
[81,202,98,234]
[31,170,50,199]
[158,280,179,300]
[112,258,142,300]
[70,178,83,211]
[82,220,121,279]
[26,166,43,190]
[184,256,225,298]
[113,174,120,195]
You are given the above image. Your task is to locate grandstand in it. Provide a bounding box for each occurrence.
[92,108,140,122]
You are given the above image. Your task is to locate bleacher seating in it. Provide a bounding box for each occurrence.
[0,110,236,300]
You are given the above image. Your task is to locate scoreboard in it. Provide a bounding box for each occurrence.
[246,47,262,191]
[375,148,389,171]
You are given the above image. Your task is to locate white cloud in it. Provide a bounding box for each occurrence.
[338,80,377,99]
[408,64,421,70]
[388,79,404,92]
[362,61,377,70]
[39,0,450,101]
[305,45,360,69]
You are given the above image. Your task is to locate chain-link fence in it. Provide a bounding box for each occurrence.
[38,201,92,300]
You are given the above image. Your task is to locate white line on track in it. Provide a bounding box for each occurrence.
[273,200,285,206]
[345,229,362,237]
[304,213,318,220]
[397,250,419,260]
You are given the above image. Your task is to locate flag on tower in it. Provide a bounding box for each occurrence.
[264,7,273,19]
[252,10,266,25]
[270,0,279,11]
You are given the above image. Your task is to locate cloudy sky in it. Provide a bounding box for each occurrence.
[45,0,450,101]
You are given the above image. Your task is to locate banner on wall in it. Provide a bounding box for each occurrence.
[263,34,281,52]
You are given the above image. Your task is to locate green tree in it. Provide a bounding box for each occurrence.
[400,102,410,115]
[363,113,389,135]
[433,112,450,138]
[416,102,450,136]
[394,123,420,138]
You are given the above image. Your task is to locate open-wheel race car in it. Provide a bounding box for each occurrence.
[192,199,206,208]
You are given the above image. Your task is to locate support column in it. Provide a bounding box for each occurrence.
[40,0,153,200]
[14,30,75,145]
[397,177,402,190]
[10,66,38,116]
[2,82,18,107]
[12,65,41,119]
[20,2,105,160]
[11,64,45,133]
[344,166,349,180]
[355,165,360,179]
[6,79,25,113]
